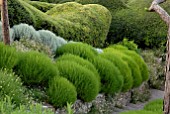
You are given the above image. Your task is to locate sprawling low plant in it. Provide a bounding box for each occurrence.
[89,56,124,94]
[56,60,99,102]
[55,42,98,60]
[120,110,160,114]
[0,42,18,70]
[0,69,27,106]
[100,52,133,92]
[14,51,59,85]
[104,48,142,88]
[56,54,100,83]
[47,76,77,107]
[38,30,67,52]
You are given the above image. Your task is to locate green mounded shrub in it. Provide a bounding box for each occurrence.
[0,69,27,106]
[47,76,77,107]
[27,1,56,12]
[56,54,100,82]
[120,110,160,114]
[109,44,129,51]
[100,52,133,92]
[12,23,40,42]
[14,51,59,85]
[104,48,142,88]
[38,30,67,52]
[0,42,18,70]
[55,42,98,60]
[143,99,163,113]
[89,56,124,94]
[8,0,112,47]
[55,60,99,102]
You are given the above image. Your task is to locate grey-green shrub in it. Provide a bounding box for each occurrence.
[104,48,142,88]
[12,23,41,42]
[38,30,67,52]
[56,54,100,83]
[90,56,123,94]
[56,60,99,101]
[100,52,133,92]
[47,76,77,107]
[55,42,98,60]
[0,42,18,69]
[120,110,160,114]
[143,99,163,113]
[0,69,27,106]
[14,51,59,85]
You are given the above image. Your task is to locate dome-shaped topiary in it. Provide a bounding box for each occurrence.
[100,52,133,92]
[56,54,100,83]
[104,48,142,88]
[55,42,98,60]
[14,51,59,85]
[89,56,124,94]
[12,23,41,42]
[0,42,18,70]
[55,60,99,102]
[38,30,67,52]
[47,76,77,108]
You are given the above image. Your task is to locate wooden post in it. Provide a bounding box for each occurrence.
[1,0,10,45]
[149,0,170,113]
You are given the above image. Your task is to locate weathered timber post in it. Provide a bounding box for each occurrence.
[0,0,10,45]
[149,0,170,113]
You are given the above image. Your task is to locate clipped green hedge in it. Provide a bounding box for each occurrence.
[100,52,133,92]
[0,69,27,106]
[14,51,59,85]
[8,0,112,47]
[56,54,100,82]
[56,60,99,101]
[90,56,123,94]
[144,99,163,113]
[55,42,98,60]
[120,110,160,114]
[0,42,18,70]
[47,76,77,107]
[104,48,142,88]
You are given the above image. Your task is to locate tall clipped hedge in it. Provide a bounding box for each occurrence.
[7,0,112,47]
[89,56,124,94]
[38,30,67,52]
[47,76,77,107]
[55,42,98,60]
[14,51,59,85]
[0,42,18,69]
[100,52,133,92]
[56,54,100,82]
[56,60,99,101]
[104,48,142,88]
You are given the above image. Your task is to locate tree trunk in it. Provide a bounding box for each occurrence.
[149,0,170,113]
[1,0,10,45]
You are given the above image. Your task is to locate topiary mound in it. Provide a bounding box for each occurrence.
[143,99,163,113]
[100,52,133,92]
[7,0,112,47]
[55,60,99,101]
[55,42,98,60]
[89,56,124,94]
[104,48,142,88]
[0,42,18,70]
[56,54,100,83]
[0,69,27,106]
[47,76,77,107]
[13,51,59,85]
[38,30,67,52]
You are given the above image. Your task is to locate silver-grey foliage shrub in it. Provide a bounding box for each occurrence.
[38,30,67,52]
[12,23,41,42]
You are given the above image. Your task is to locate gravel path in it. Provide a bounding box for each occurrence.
[112,89,164,114]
